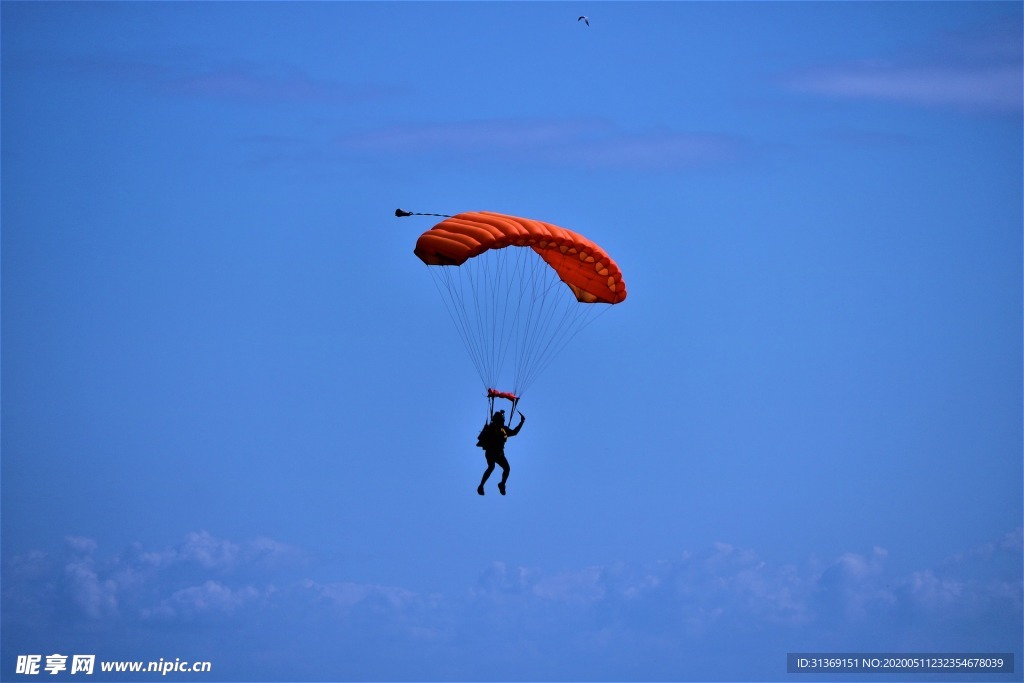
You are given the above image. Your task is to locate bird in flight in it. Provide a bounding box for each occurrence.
[578,15,589,26]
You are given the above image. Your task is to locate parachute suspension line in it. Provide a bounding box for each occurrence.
[469,247,497,387]
[512,248,545,394]
[449,245,575,399]
[481,246,502,389]
[467,258,498,387]
[491,247,517,388]
[414,211,625,408]
[430,251,520,393]
[510,255,610,396]
[524,277,565,391]
[468,246,538,396]
[500,246,536,396]
[427,266,490,388]
[513,250,571,394]
[426,243,611,401]
[489,248,516,393]
[437,258,504,390]
[475,255,501,388]
[497,247,523,389]
[495,245,536,397]
[519,296,610,395]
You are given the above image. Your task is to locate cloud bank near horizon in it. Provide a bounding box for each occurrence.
[4,529,1020,680]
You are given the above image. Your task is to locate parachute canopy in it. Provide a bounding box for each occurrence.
[414,211,626,304]
[413,210,626,400]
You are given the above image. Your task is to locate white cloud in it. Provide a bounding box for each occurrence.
[784,19,1023,115]
[343,119,604,155]
[903,570,964,611]
[812,546,896,622]
[471,560,540,598]
[178,530,242,570]
[34,51,396,105]
[65,535,98,556]
[62,537,119,620]
[64,561,119,619]
[463,536,1020,645]
[788,62,1022,114]
[4,532,303,624]
[304,578,419,611]
[337,118,745,171]
[133,530,303,573]
[142,580,265,621]
[531,566,606,603]
[947,526,1023,565]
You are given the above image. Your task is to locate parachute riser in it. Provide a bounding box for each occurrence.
[486,388,520,423]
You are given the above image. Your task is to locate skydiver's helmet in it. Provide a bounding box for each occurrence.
[492,410,505,425]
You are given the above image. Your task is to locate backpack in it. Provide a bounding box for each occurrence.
[476,423,502,450]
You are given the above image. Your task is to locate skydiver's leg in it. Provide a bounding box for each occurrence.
[479,454,496,495]
[496,453,510,495]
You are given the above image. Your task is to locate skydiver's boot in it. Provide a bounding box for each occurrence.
[477,484,485,496]
[498,482,506,496]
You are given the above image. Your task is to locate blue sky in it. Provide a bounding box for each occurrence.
[2,2,1021,681]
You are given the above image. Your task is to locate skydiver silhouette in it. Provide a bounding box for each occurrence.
[476,409,525,496]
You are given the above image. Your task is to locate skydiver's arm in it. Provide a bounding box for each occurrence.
[506,415,525,436]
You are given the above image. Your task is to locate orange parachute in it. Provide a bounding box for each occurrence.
[414,211,627,305]
[411,211,626,405]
